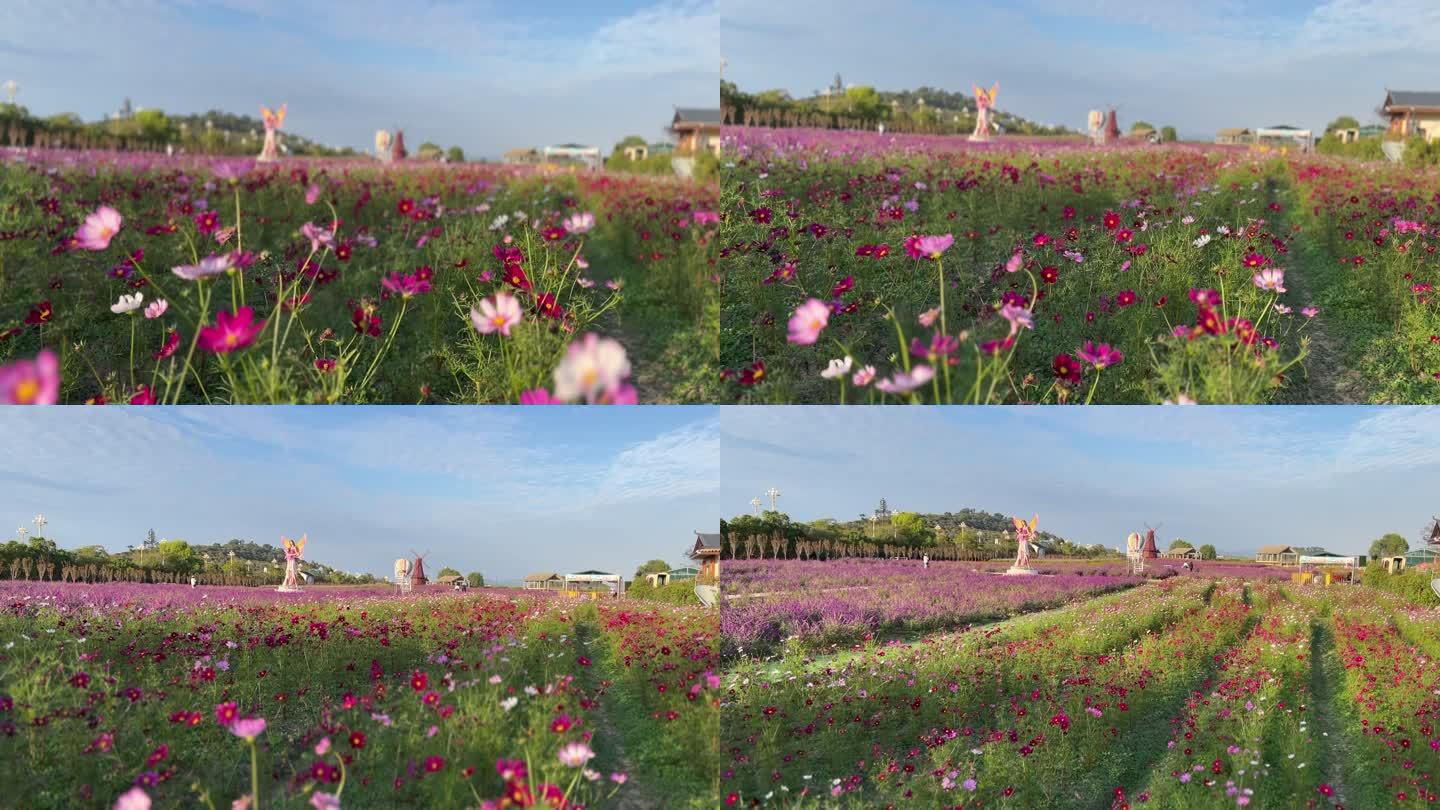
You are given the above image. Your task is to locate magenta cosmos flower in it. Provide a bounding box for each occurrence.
[787,298,830,345]
[1077,340,1123,369]
[198,308,266,354]
[75,205,123,251]
[0,349,61,404]
[471,292,523,337]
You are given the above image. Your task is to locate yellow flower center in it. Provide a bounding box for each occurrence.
[225,334,238,347]
[492,315,507,327]
[15,379,38,404]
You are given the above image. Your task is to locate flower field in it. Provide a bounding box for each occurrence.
[0,149,719,404]
[0,581,720,808]
[721,574,1440,807]
[719,126,1440,404]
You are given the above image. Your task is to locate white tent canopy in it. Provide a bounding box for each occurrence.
[1298,554,1358,568]
[542,144,602,170]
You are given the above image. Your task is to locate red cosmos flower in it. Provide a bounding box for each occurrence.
[1242,252,1267,268]
[422,691,439,706]
[576,656,591,666]
[314,358,337,372]
[873,243,890,258]
[1052,353,1082,384]
[1189,288,1222,308]
[397,198,415,216]
[129,385,157,405]
[335,242,353,262]
[424,756,445,773]
[738,360,765,386]
[534,292,566,320]
[1041,266,1059,284]
[542,226,567,242]
[349,731,366,749]
[1103,210,1121,229]
[197,307,265,354]
[195,210,220,234]
[215,701,239,726]
[153,330,180,361]
[70,672,90,689]
[1116,290,1137,307]
[410,671,428,692]
[550,713,574,733]
[25,300,53,325]
[748,207,773,224]
[831,276,855,297]
[1114,228,1133,244]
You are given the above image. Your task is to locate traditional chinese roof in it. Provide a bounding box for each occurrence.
[1385,90,1440,109]
[673,107,722,126]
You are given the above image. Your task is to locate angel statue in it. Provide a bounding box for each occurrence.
[258,104,287,162]
[1087,109,1104,145]
[1006,515,1039,574]
[277,534,306,592]
[970,83,999,142]
[375,130,392,163]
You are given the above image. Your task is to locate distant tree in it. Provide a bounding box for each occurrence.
[634,559,671,578]
[466,571,485,587]
[1325,115,1360,133]
[1130,120,1155,133]
[222,558,247,578]
[416,141,443,160]
[437,566,461,578]
[157,539,197,573]
[890,512,932,546]
[134,108,175,142]
[1160,125,1178,142]
[446,146,464,162]
[754,89,792,105]
[1370,533,1409,559]
[844,85,884,118]
[1198,544,1217,560]
[1168,539,1193,551]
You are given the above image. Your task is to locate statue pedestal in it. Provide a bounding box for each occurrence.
[276,585,303,593]
[1003,566,1038,576]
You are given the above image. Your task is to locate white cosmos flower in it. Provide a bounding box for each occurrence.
[1192,234,1212,248]
[500,697,518,711]
[821,357,853,379]
[110,292,145,314]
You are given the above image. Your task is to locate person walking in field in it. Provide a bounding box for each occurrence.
[923,554,929,569]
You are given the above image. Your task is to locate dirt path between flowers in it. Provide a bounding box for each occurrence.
[1308,618,1356,806]
[575,621,663,810]
[1272,184,1370,404]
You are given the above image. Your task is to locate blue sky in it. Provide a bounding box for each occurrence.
[721,406,1440,557]
[0,407,719,584]
[722,0,1438,140]
[1,0,718,158]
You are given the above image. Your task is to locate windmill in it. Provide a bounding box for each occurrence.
[16,527,26,540]
[766,487,781,511]
[32,514,46,537]
[1141,523,1162,559]
[410,549,431,586]
[750,496,762,516]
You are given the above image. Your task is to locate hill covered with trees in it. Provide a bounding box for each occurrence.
[722,78,1076,137]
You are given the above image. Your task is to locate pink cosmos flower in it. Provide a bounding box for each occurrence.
[172,253,236,281]
[557,741,595,768]
[75,205,123,251]
[874,365,934,394]
[228,717,266,740]
[144,299,169,319]
[519,388,561,404]
[1301,306,1319,318]
[0,349,60,405]
[915,234,954,259]
[1076,341,1123,369]
[1005,252,1024,273]
[198,308,266,354]
[305,184,321,205]
[563,212,596,234]
[787,298,830,345]
[917,307,940,328]
[300,222,335,253]
[113,787,151,810]
[309,793,340,810]
[552,333,631,403]
[693,210,720,226]
[314,737,331,756]
[852,365,876,387]
[470,292,523,337]
[1253,268,1285,293]
[999,304,1033,335]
